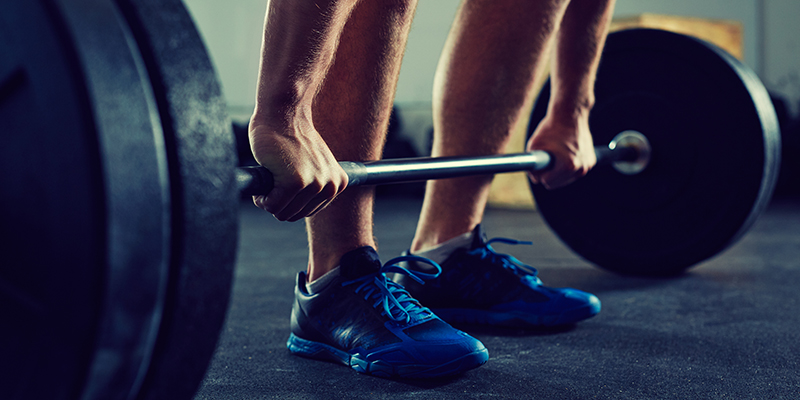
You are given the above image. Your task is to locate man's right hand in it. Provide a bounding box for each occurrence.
[248,119,348,222]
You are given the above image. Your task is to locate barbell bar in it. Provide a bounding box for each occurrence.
[236,130,648,196]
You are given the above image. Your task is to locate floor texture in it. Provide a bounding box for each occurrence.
[195,195,800,400]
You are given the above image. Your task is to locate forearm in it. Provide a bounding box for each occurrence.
[549,0,615,119]
[431,0,571,155]
[251,0,358,126]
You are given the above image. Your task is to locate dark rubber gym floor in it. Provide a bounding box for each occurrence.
[195,193,800,400]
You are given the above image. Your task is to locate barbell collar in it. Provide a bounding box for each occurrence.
[606,130,652,175]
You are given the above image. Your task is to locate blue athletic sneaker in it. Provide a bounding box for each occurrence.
[287,246,489,379]
[394,225,601,328]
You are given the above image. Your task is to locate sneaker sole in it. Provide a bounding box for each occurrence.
[432,302,601,328]
[287,333,489,379]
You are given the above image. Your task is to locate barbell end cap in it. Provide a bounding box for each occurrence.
[607,130,652,175]
[237,166,274,196]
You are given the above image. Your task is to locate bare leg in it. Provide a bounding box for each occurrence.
[306,0,418,281]
[411,0,570,251]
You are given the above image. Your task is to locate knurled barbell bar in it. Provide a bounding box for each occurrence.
[0,0,780,399]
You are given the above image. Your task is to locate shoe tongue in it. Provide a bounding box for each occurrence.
[469,224,488,249]
[339,246,382,279]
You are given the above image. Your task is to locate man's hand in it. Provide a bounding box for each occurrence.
[249,120,348,222]
[527,111,596,189]
[525,0,613,190]
[247,0,361,222]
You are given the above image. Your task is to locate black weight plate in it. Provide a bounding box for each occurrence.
[1,0,172,399]
[114,1,238,399]
[0,2,106,399]
[528,29,781,276]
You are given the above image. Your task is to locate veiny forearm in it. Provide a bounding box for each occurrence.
[252,0,359,126]
[550,0,615,119]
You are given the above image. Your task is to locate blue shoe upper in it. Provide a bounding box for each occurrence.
[288,246,488,376]
[394,225,601,327]
[468,236,544,287]
[340,253,441,324]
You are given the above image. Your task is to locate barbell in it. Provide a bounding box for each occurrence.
[0,1,780,400]
[235,129,649,195]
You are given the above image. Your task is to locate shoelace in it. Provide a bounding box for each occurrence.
[468,237,543,286]
[341,255,442,324]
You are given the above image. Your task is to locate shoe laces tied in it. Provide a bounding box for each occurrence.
[341,256,442,324]
[470,237,543,286]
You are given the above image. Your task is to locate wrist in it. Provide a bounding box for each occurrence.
[251,91,312,132]
[548,95,594,123]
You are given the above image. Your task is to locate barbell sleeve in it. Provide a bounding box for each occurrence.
[237,143,640,196]
[595,145,639,167]
[236,165,274,196]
